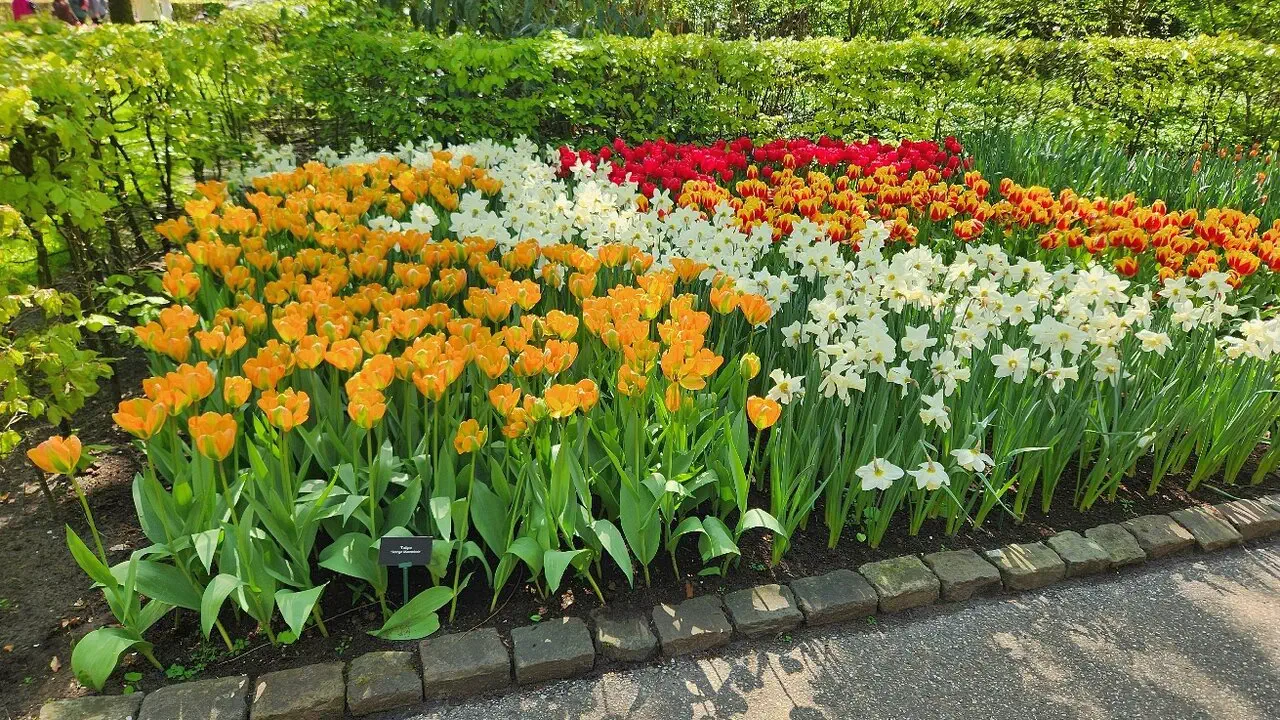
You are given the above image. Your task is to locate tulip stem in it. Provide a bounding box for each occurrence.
[138,645,165,671]
[311,604,330,637]
[217,463,239,524]
[69,471,107,564]
[215,619,235,652]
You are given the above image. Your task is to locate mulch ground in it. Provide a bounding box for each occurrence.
[3,364,1278,719]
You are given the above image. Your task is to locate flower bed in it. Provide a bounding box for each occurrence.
[34,137,1280,692]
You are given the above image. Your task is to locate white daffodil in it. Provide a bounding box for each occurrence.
[1135,329,1171,356]
[767,368,805,405]
[909,461,950,491]
[991,344,1031,383]
[855,458,903,491]
[951,448,993,474]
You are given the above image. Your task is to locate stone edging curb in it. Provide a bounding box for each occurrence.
[39,493,1280,720]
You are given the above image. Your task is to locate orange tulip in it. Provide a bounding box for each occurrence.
[347,389,387,429]
[544,384,580,419]
[746,396,781,429]
[454,419,488,454]
[27,435,82,476]
[488,384,522,417]
[616,364,648,398]
[325,338,364,372]
[257,389,310,431]
[223,376,252,407]
[113,398,168,440]
[475,345,511,380]
[663,383,682,413]
[738,294,773,327]
[188,412,238,461]
[575,378,600,412]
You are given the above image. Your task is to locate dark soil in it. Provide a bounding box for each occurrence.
[4,384,1278,719]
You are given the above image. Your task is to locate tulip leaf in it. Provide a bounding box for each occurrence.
[697,516,739,564]
[116,559,201,611]
[368,585,453,640]
[193,529,221,574]
[201,574,243,639]
[318,532,378,585]
[71,627,151,691]
[468,479,508,557]
[275,583,327,640]
[66,525,115,588]
[543,549,589,594]
[739,509,787,539]
[590,519,633,587]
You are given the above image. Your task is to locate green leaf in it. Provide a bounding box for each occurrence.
[116,559,201,611]
[318,532,378,585]
[66,526,115,588]
[543,549,589,594]
[697,517,739,564]
[71,627,151,691]
[275,584,326,640]
[590,519,633,587]
[200,574,242,639]
[469,479,509,557]
[193,529,221,574]
[368,585,453,640]
[739,509,788,539]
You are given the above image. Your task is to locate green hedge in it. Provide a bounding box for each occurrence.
[3,11,1280,286]
[286,29,1280,151]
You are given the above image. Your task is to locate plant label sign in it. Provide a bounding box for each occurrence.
[378,536,433,567]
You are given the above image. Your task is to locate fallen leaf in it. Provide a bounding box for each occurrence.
[3,644,13,652]
[50,656,61,673]
[685,581,694,599]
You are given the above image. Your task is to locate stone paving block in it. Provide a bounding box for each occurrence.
[420,627,511,699]
[512,616,596,685]
[788,569,878,626]
[1121,514,1195,559]
[984,542,1066,591]
[1084,524,1146,567]
[723,584,803,638]
[858,555,940,612]
[40,696,144,720]
[1169,506,1243,551]
[140,675,248,720]
[1214,498,1280,541]
[651,595,734,656]
[1261,493,1280,512]
[347,651,421,716]
[1045,531,1112,578]
[922,549,1002,601]
[592,609,657,662]
[251,662,344,720]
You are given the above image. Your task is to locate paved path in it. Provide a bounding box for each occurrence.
[392,541,1280,720]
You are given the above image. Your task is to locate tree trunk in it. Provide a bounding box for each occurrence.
[32,225,53,287]
[109,0,133,23]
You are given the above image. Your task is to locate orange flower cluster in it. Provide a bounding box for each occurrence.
[655,162,1273,287]
[119,153,776,470]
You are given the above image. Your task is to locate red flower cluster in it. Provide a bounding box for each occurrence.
[558,137,966,196]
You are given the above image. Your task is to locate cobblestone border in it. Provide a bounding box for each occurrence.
[39,493,1280,720]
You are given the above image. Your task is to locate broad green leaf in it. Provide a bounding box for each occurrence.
[368,585,453,640]
[275,584,327,640]
[200,574,242,639]
[543,549,589,594]
[590,519,633,587]
[71,627,151,691]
